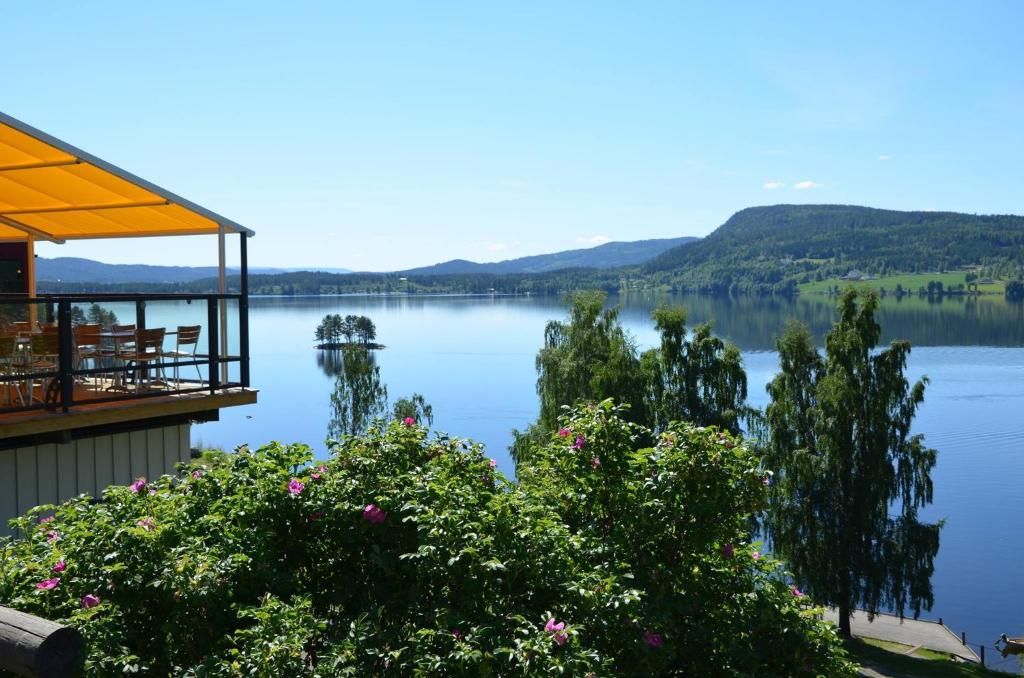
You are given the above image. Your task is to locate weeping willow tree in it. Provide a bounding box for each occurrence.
[762,289,941,638]
[328,348,388,440]
[640,306,748,435]
[534,291,648,431]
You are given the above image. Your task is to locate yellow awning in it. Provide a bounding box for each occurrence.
[0,111,253,243]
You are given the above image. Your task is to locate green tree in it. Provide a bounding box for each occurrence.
[1006,278,1024,302]
[640,306,748,434]
[762,289,940,638]
[392,393,433,426]
[533,292,647,433]
[327,348,388,439]
[86,303,118,329]
[354,316,377,345]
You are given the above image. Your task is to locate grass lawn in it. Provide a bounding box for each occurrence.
[799,272,1005,295]
[846,637,1015,677]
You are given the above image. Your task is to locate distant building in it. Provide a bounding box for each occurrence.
[842,270,864,281]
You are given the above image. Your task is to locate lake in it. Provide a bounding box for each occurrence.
[191,292,1023,668]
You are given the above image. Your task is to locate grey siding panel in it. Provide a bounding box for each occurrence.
[15,447,36,516]
[163,426,178,473]
[0,450,17,536]
[76,438,96,499]
[95,436,114,494]
[112,433,131,485]
[179,424,191,463]
[129,431,147,480]
[2,423,192,532]
[57,444,77,500]
[36,444,58,509]
[146,429,162,480]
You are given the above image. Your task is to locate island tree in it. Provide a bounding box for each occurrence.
[762,289,941,638]
[328,348,388,439]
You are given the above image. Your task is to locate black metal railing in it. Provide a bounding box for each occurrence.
[0,293,250,416]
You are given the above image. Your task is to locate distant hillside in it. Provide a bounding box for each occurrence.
[398,237,698,276]
[644,205,1024,294]
[36,257,350,284]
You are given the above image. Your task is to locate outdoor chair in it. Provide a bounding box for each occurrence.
[73,324,103,385]
[121,328,166,392]
[14,332,60,404]
[161,325,203,389]
[0,334,23,406]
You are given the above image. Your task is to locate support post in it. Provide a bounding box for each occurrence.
[26,235,36,328]
[239,233,250,388]
[217,226,229,384]
[980,644,985,666]
[57,300,73,412]
[962,631,966,645]
[207,296,220,394]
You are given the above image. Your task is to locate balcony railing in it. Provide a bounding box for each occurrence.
[0,293,250,416]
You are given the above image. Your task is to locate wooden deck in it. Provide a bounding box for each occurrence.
[0,382,257,440]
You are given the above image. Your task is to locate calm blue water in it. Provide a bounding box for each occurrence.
[181,293,1023,669]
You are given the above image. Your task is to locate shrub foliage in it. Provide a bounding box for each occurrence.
[0,403,853,676]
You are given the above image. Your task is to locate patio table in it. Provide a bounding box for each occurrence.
[98,331,135,392]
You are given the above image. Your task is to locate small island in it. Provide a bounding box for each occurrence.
[314,313,384,350]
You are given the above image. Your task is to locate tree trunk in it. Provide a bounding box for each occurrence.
[838,603,852,639]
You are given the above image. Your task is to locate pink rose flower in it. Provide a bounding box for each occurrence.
[792,587,803,597]
[137,517,155,531]
[39,515,54,525]
[46,531,59,542]
[288,479,305,495]
[363,504,386,524]
[451,628,462,640]
[52,560,66,573]
[752,550,762,560]
[572,435,586,450]
[545,617,568,645]
[644,630,663,648]
[403,417,416,426]
[36,578,59,590]
[557,428,571,437]
[191,469,202,479]
[129,477,147,493]
[591,457,601,469]
[488,459,497,469]
[81,594,101,609]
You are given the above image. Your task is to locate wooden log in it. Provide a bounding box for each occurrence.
[0,606,83,678]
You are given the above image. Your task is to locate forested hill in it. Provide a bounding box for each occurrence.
[643,205,1024,294]
[398,236,697,275]
[36,257,351,284]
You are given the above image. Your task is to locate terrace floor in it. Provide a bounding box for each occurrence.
[0,380,257,440]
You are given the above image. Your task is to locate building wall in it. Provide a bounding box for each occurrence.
[0,423,191,536]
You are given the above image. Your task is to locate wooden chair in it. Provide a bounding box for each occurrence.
[121,328,166,392]
[161,325,203,388]
[101,324,136,392]
[73,324,102,385]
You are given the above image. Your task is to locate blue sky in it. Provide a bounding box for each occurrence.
[4,1,1023,269]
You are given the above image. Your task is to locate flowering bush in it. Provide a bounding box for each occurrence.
[0,402,854,676]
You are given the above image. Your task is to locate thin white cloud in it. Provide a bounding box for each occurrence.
[575,235,612,246]
[793,180,822,190]
[877,154,892,161]
[764,180,786,190]
[487,242,508,252]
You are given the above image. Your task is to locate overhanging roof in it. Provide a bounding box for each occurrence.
[0,111,253,243]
